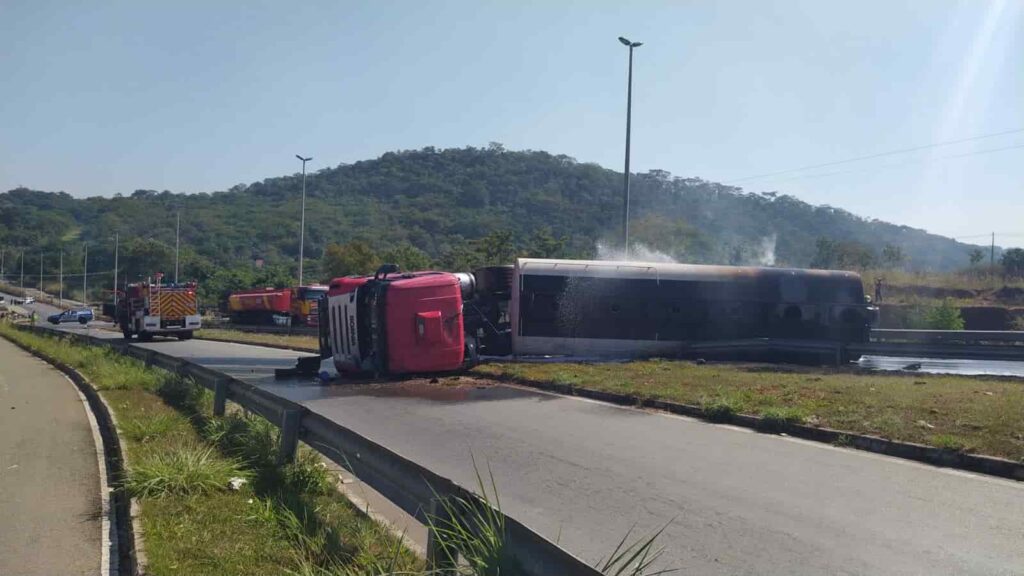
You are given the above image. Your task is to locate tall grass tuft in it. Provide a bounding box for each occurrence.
[427,457,523,576]
[120,414,184,443]
[126,444,248,498]
[595,522,677,576]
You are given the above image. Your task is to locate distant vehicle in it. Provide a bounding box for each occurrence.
[117,279,201,341]
[23,297,35,305]
[0,295,4,303]
[48,308,94,325]
[227,285,327,326]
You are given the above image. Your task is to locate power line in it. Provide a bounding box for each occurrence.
[731,142,1024,186]
[724,127,1024,185]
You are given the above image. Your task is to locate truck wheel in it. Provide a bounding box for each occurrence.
[138,332,154,342]
[177,331,193,341]
[122,326,133,340]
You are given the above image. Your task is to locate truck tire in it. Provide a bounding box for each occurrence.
[138,332,154,342]
[121,325,133,340]
[177,331,193,341]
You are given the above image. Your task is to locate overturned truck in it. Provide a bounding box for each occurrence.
[284,258,877,378]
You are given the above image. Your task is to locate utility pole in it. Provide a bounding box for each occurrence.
[1,248,5,282]
[20,251,24,292]
[113,234,119,308]
[618,36,642,259]
[295,154,313,286]
[990,232,995,269]
[175,211,180,284]
[39,252,42,297]
[83,243,88,305]
[59,250,63,307]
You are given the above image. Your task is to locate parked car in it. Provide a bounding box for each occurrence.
[48,308,94,325]
[23,297,35,305]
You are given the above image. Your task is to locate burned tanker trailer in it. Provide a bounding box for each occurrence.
[288,258,876,378]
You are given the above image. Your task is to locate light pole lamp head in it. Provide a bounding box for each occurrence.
[296,155,313,162]
[618,36,642,48]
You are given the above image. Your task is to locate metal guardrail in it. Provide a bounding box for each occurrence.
[22,325,604,576]
[864,329,1024,361]
[871,329,1024,345]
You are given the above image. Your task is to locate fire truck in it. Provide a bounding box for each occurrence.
[226,285,327,326]
[117,278,201,341]
[284,258,876,378]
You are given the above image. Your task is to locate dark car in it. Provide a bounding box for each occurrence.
[48,308,94,325]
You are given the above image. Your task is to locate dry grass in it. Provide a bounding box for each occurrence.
[475,359,1024,462]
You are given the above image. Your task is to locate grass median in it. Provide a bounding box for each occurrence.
[195,328,319,352]
[0,323,419,576]
[475,359,1024,462]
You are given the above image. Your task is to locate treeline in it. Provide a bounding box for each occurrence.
[0,145,996,306]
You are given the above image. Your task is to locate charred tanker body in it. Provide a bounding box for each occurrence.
[287,258,876,378]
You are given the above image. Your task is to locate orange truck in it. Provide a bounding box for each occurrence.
[117,280,201,341]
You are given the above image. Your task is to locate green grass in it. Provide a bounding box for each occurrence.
[475,358,1024,462]
[0,322,420,576]
[126,444,249,498]
[195,328,319,351]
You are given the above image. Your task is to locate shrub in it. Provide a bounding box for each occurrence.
[126,444,248,498]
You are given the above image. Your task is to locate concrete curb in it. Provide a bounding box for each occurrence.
[479,374,1024,483]
[1,329,147,575]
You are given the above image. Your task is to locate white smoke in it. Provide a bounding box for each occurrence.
[595,241,677,263]
[755,234,777,266]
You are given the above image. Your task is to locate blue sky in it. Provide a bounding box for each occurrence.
[1,0,1021,244]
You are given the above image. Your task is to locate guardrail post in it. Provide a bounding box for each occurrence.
[212,379,228,417]
[277,409,302,464]
[425,498,457,575]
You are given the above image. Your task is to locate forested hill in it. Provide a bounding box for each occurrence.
[1,145,987,287]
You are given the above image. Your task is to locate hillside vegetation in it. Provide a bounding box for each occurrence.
[0,145,992,305]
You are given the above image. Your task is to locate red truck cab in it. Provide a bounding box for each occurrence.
[324,269,465,375]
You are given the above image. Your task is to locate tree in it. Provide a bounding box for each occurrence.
[810,237,876,270]
[523,227,567,259]
[1001,248,1024,278]
[381,242,432,272]
[968,248,985,266]
[321,241,382,279]
[881,244,904,269]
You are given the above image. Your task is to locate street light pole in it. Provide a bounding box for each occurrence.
[83,243,88,305]
[20,251,24,292]
[295,154,313,286]
[618,36,642,260]
[113,234,119,308]
[175,211,180,284]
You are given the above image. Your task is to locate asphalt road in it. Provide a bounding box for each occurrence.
[22,322,1023,575]
[0,337,102,576]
